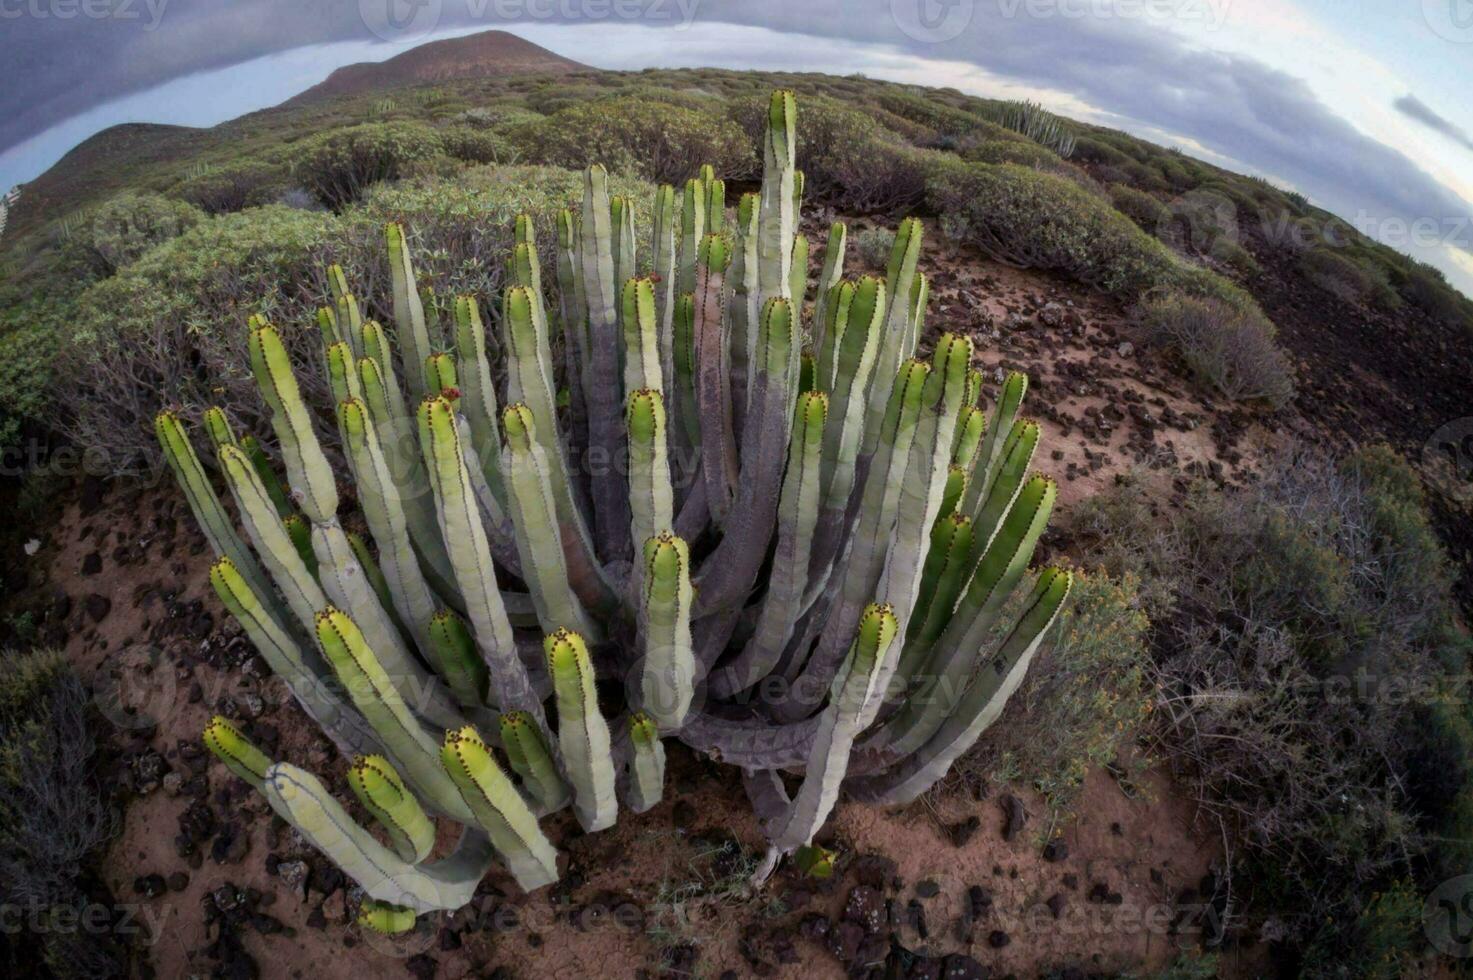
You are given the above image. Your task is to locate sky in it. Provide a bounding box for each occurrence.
[1,0,1471,293]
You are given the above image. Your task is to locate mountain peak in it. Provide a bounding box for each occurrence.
[287,30,587,106]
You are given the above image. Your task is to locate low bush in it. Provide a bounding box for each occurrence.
[439,126,515,165]
[63,165,651,471]
[1071,136,1132,167]
[960,139,1061,169]
[0,649,120,978]
[519,96,753,183]
[1075,447,1469,959]
[952,570,1152,816]
[77,192,204,275]
[850,226,895,268]
[1134,291,1294,407]
[1300,247,1397,307]
[928,160,1187,295]
[1108,184,1170,232]
[1210,238,1262,278]
[175,160,288,214]
[290,121,444,208]
[1398,262,1471,326]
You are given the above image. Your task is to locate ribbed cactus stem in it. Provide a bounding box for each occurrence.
[627,389,675,564]
[262,762,495,913]
[766,603,896,856]
[208,556,378,757]
[337,396,439,644]
[499,711,572,814]
[639,532,695,728]
[427,610,488,707]
[965,371,1029,516]
[155,410,278,611]
[757,90,797,303]
[708,391,826,698]
[579,164,632,561]
[621,276,663,395]
[238,434,294,518]
[282,514,318,577]
[651,184,679,399]
[546,629,618,831]
[348,754,437,863]
[623,712,665,814]
[417,395,544,729]
[203,715,273,789]
[500,403,597,638]
[811,222,848,354]
[248,317,338,523]
[314,607,472,821]
[677,177,707,299]
[326,341,364,406]
[440,727,560,890]
[358,902,417,935]
[387,222,434,399]
[452,297,506,505]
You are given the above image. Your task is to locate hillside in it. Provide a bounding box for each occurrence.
[3,122,205,244]
[286,30,586,105]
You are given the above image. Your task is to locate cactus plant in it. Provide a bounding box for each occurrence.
[163,90,1072,926]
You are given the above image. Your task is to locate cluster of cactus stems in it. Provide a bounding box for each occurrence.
[161,90,1072,930]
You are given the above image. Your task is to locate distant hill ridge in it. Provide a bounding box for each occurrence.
[286,30,587,105]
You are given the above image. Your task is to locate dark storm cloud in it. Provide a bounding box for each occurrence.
[2,0,1469,264]
[1395,94,1473,153]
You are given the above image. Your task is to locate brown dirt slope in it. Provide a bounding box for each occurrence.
[286,30,587,107]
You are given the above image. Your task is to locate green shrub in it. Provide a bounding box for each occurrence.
[960,139,1061,169]
[439,126,515,165]
[1398,262,1470,325]
[79,192,204,274]
[175,159,288,214]
[851,226,895,268]
[1135,291,1294,407]
[1108,183,1170,232]
[291,121,444,208]
[1071,136,1132,167]
[1300,247,1399,308]
[927,160,1187,295]
[520,96,753,183]
[1078,447,1467,953]
[1300,881,1426,980]
[956,570,1152,816]
[0,316,56,450]
[1210,237,1261,278]
[63,165,651,471]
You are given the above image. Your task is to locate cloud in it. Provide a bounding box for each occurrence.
[1394,94,1473,153]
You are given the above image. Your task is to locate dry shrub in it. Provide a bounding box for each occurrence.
[1072,448,1469,957]
[1135,291,1294,408]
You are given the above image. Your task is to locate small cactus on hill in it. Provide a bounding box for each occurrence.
[160,90,1071,927]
